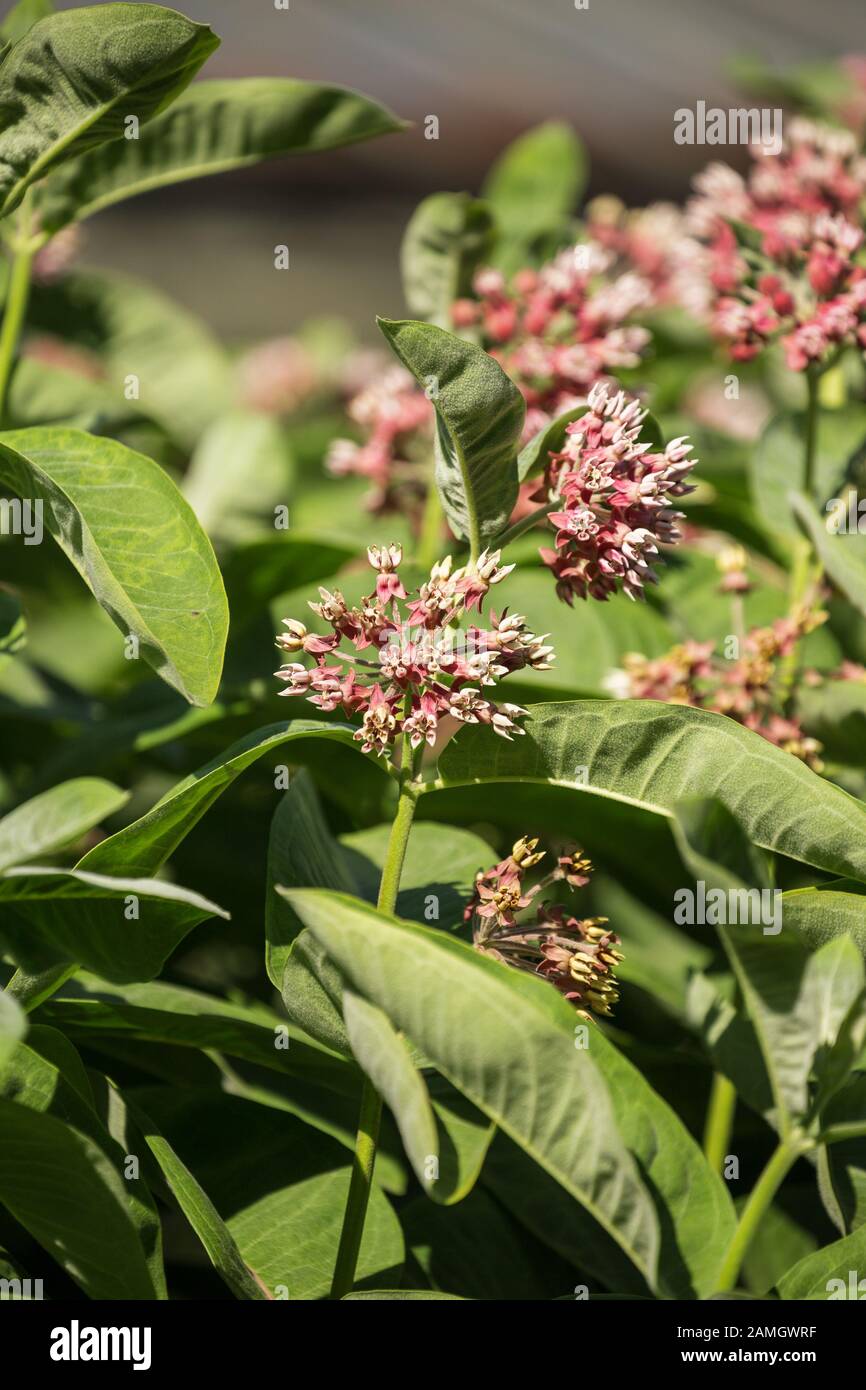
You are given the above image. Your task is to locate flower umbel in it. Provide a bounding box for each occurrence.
[464,839,622,1020]
[274,546,553,759]
[538,381,698,603]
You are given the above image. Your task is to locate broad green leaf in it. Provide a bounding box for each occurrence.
[131,1085,404,1299]
[400,192,494,326]
[0,0,54,46]
[377,317,524,550]
[0,1098,160,1298]
[290,888,735,1297]
[403,1187,573,1299]
[78,720,385,879]
[287,888,662,1288]
[784,884,866,958]
[0,866,227,982]
[120,1092,268,1300]
[751,407,866,536]
[0,3,219,218]
[482,121,586,271]
[6,355,139,431]
[592,877,713,1022]
[43,973,358,1100]
[0,1037,165,1295]
[28,269,232,450]
[674,799,866,1134]
[0,428,228,705]
[428,701,866,886]
[778,1224,866,1298]
[183,409,295,545]
[818,1077,866,1231]
[37,77,406,231]
[0,777,128,871]
[792,490,866,620]
[222,533,356,629]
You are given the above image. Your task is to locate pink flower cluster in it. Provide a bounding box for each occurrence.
[274,544,554,759]
[688,118,866,370]
[612,606,827,768]
[326,365,433,515]
[464,837,623,1019]
[328,238,654,516]
[536,381,698,603]
[452,246,651,438]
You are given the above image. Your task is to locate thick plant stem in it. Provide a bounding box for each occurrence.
[703,1072,737,1175]
[329,745,418,1300]
[716,1140,801,1291]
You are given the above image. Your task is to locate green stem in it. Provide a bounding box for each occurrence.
[329,731,419,1300]
[803,369,819,499]
[703,1072,737,1174]
[0,202,36,424]
[5,962,78,1012]
[416,479,444,571]
[716,1139,802,1292]
[496,503,555,552]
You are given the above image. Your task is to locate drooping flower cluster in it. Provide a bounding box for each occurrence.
[536,381,698,603]
[609,605,827,768]
[687,118,866,370]
[465,837,623,1020]
[274,544,554,758]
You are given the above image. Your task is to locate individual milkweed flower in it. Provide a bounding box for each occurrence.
[274,546,552,760]
[464,839,623,1019]
[537,382,698,604]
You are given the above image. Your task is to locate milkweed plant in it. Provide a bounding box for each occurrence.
[0,0,865,1308]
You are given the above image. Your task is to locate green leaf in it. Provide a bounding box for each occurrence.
[5,354,139,431]
[751,407,866,537]
[0,3,219,218]
[778,1224,866,1298]
[739,1201,817,1297]
[183,410,295,545]
[377,317,524,550]
[674,798,866,1134]
[78,720,384,879]
[290,888,735,1297]
[286,887,662,1289]
[342,1289,465,1300]
[482,121,586,271]
[120,1092,268,1300]
[792,490,866,620]
[0,427,228,705]
[28,268,232,450]
[784,884,866,958]
[0,1096,161,1297]
[0,777,128,871]
[428,700,866,886]
[37,77,406,231]
[400,192,494,326]
[0,866,227,982]
[0,1036,166,1295]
